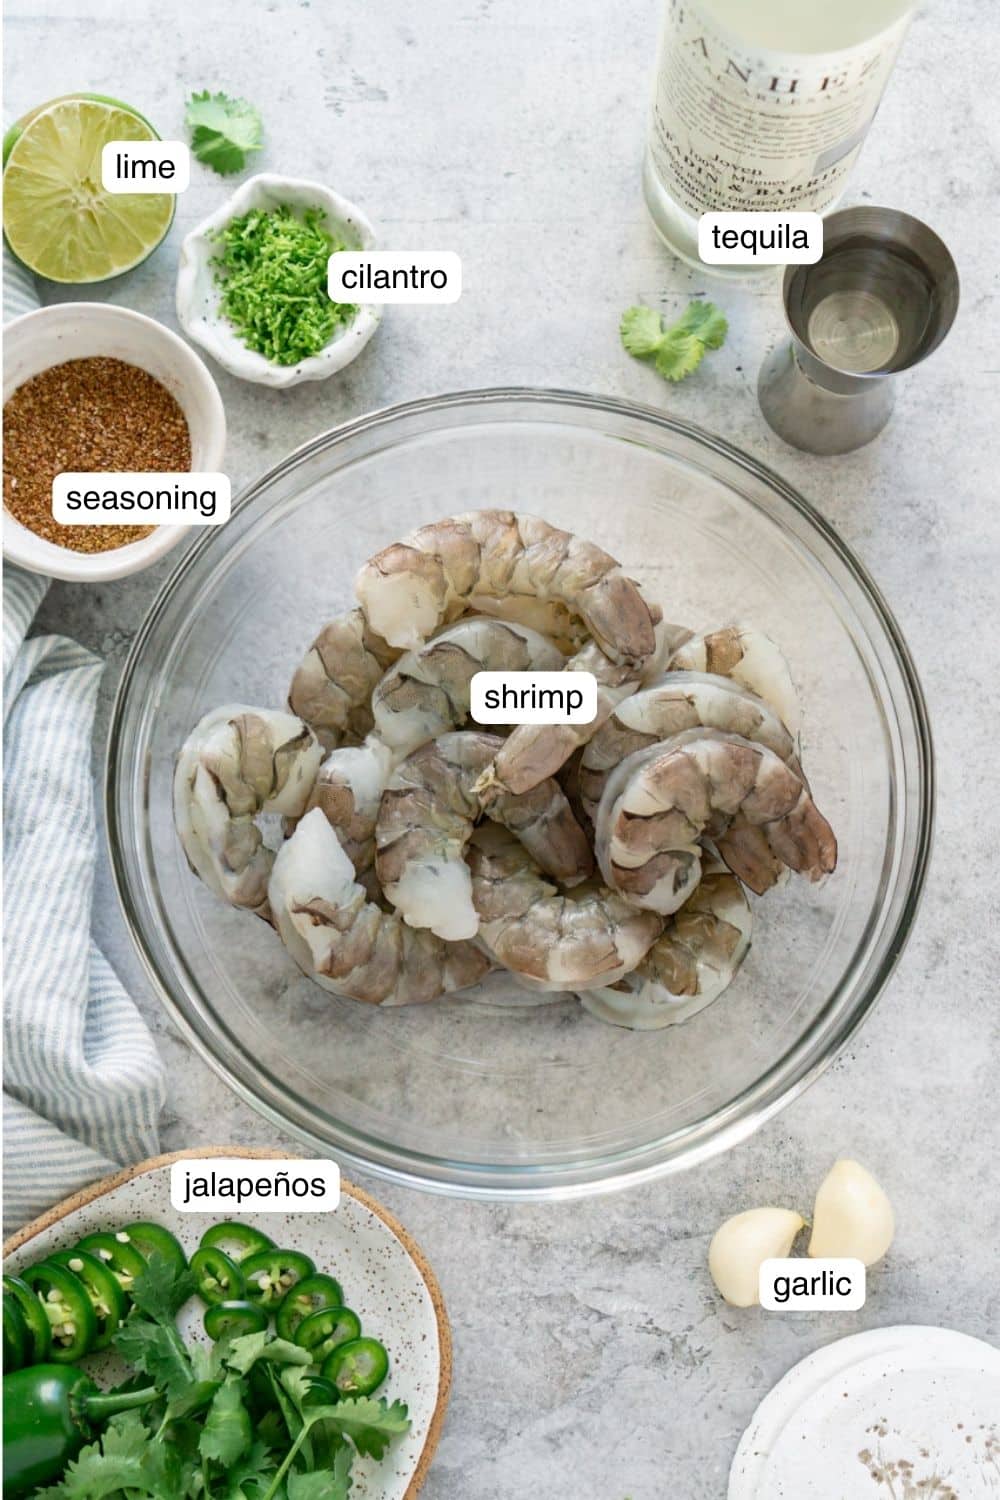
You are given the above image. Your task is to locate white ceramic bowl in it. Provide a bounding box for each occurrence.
[176,173,381,388]
[3,303,227,583]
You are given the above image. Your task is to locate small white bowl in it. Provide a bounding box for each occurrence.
[3,303,227,583]
[176,173,380,388]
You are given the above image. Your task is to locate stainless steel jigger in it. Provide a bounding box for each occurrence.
[758,207,959,456]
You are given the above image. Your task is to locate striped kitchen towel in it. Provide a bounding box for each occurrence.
[3,252,166,1229]
[3,249,41,322]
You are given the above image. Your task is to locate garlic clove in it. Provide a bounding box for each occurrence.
[708,1207,805,1307]
[807,1158,894,1266]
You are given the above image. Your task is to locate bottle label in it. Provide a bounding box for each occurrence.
[648,1,910,217]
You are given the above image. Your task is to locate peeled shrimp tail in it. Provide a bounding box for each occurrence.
[288,607,401,749]
[269,809,491,1006]
[711,816,789,896]
[174,706,324,919]
[468,825,662,992]
[582,863,752,1030]
[595,728,837,915]
[356,509,660,668]
[374,731,593,940]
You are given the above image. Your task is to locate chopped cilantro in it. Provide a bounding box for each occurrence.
[211,205,357,365]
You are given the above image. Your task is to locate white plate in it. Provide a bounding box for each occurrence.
[4,1149,449,1499]
[730,1325,1000,1499]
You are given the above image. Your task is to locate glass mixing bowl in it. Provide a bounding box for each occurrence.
[108,390,932,1199]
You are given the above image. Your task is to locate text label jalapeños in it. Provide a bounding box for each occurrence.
[170,1158,341,1213]
[328,251,462,304]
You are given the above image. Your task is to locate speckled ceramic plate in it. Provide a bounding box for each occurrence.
[729,1325,1000,1499]
[3,1148,450,1499]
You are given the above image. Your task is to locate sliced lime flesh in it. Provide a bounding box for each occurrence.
[3,98,173,283]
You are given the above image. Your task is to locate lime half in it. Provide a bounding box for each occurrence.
[3,97,174,283]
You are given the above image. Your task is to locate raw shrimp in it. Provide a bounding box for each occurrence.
[174,706,324,919]
[467,593,589,655]
[288,607,400,749]
[595,728,836,913]
[668,625,801,736]
[578,671,801,822]
[476,639,642,799]
[372,616,564,751]
[305,617,564,876]
[375,731,593,940]
[474,619,691,800]
[355,510,660,668]
[557,746,592,840]
[269,810,491,1006]
[581,862,752,1030]
[467,825,662,992]
[304,739,396,877]
[641,619,693,683]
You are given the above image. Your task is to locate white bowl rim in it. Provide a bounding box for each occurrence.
[3,302,227,583]
[176,171,381,389]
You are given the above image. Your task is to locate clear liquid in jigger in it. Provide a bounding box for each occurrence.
[790,243,937,376]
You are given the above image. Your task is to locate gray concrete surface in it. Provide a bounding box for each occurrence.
[6,1,999,1494]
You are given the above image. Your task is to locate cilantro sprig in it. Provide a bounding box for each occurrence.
[185,91,264,175]
[620,300,728,382]
[36,1255,410,1500]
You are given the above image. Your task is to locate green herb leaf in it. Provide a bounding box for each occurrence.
[114,1317,194,1400]
[164,1378,222,1422]
[226,1330,313,1374]
[186,91,264,175]
[286,1448,352,1500]
[620,301,728,383]
[619,305,668,357]
[653,329,706,382]
[307,1419,350,1475]
[129,1252,195,1321]
[674,299,729,349]
[303,1397,411,1462]
[277,1366,320,1406]
[219,1441,276,1500]
[200,1376,253,1466]
[37,1412,175,1500]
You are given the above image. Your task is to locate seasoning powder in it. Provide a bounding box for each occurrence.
[3,356,192,553]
